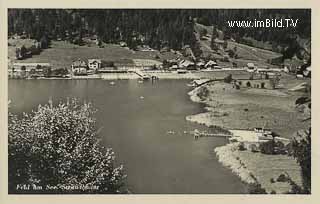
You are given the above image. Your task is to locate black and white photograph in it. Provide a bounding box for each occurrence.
[5,7,312,196]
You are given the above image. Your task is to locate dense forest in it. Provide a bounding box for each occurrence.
[8,9,311,60]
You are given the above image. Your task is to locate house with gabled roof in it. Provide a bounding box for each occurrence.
[71,59,88,75]
[88,59,102,70]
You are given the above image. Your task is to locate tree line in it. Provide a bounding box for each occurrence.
[8,9,311,60]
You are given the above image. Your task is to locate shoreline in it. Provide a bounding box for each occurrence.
[9,69,253,80]
[186,81,304,194]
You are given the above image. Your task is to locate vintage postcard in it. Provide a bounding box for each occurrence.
[0,0,319,204]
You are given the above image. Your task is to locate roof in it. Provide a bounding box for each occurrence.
[88,59,102,64]
[247,63,255,67]
[197,62,205,66]
[72,60,87,67]
[179,59,194,67]
[205,60,217,67]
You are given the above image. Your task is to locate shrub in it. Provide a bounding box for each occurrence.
[249,144,259,153]
[248,183,267,194]
[224,74,233,83]
[196,86,210,101]
[276,173,289,182]
[259,140,275,155]
[246,81,251,87]
[274,140,286,154]
[290,128,311,193]
[270,190,277,194]
[8,99,126,194]
[238,142,246,151]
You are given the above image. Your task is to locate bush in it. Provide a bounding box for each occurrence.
[249,144,259,153]
[290,128,311,193]
[259,140,275,155]
[8,99,126,194]
[270,178,275,183]
[248,183,267,194]
[276,173,289,182]
[238,142,246,151]
[223,74,233,83]
[274,141,286,154]
[196,86,210,101]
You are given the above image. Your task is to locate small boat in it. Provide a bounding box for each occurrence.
[138,80,144,83]
[139,96,144,99]
[167,130,175,134]
[109,81,115,85]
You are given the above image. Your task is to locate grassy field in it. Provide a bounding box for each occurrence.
[227,41,282,62]
[194,22,282,69]
[8,40,181,69]
[8,33,283,71]
[187,75,310,139]
[215,143,302,194]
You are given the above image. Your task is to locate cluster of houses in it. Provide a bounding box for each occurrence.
[71,58,164,75]
[246,61,311,78]
[164,58,220,72]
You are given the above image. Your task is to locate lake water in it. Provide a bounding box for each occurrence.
[8,79,247,194]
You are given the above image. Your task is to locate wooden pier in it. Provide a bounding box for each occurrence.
[191,129,232,140]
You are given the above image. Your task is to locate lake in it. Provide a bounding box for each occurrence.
[8,79,247,194]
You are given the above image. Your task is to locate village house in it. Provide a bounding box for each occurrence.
[71,59,88,75]
[178,59,195,70]
[246,62,257,72]
[196,61,205,69]
[204,60,218,69]
[88,59,102,70]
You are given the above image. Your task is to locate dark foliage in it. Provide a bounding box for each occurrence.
[248,183,267,194]
[290,128,311,193]
[259,140,275,155]
[223,74,233,83]
[8,9,310,59]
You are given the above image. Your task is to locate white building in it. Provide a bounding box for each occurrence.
[246,63,257,72]
[88,59,102,70]
[71,59,87,75]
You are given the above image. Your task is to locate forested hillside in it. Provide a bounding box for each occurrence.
[8,9,311,61]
